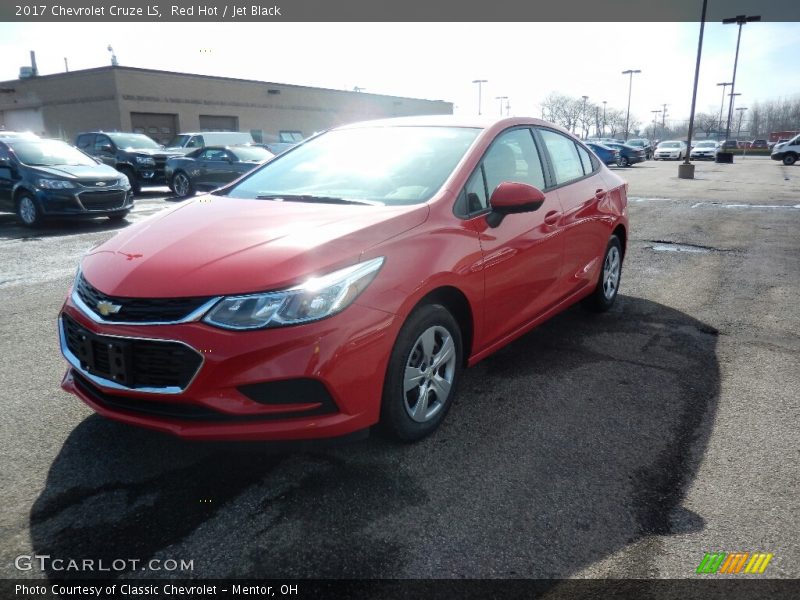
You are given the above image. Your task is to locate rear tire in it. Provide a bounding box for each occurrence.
[583,235,623,312]
[380,304,463,442]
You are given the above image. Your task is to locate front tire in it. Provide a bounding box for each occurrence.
[120,167,141,195]
[16,193,42,227]
[583,234,623,312]
[380,304,463,442]
[783,154,797,166]
[172,171,195,197]
[107,210,130,222]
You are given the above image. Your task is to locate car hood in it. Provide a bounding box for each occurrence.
[81,196,430,297]
[124,147,181,158]
[772,143,787,152]
[30,164,121,180]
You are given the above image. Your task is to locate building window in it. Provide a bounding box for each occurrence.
[279,130,304,143]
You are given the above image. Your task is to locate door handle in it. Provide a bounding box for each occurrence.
[595,188,607,200]
[544,210,561,226]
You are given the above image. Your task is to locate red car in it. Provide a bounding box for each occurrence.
[59,116,629,442]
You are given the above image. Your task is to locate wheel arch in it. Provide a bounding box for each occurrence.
[409,286,474,367]
[612,223,627,261]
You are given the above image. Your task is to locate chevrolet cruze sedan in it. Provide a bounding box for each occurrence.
[59,116,629,442]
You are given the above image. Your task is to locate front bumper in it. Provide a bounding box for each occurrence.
[59,298,401,440]
[771,152,786,161]
[690,152,716,160]
[655,152,680,159]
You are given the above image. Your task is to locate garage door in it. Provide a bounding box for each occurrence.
[199,115,239,132]
[130,112,178,145]
[1,108,45,136]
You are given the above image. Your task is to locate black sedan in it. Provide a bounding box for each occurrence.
[603,142,646,167]
[165,145,274,197]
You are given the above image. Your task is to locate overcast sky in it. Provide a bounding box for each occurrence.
[1,22,798,128]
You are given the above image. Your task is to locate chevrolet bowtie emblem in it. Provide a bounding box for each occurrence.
[96,301,122,316]
[95,181,107,186]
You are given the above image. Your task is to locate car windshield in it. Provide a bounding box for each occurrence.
[224,126,481,206]
[166,135,190,147]
[230,146,273,161]
[108,133,161,149]
[11,139,98,167]
[660,142,681,148]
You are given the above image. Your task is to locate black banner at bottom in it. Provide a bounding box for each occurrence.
[4,579,800,600]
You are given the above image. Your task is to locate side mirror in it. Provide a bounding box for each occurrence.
[486,182,546,228]
[100,144,114,153]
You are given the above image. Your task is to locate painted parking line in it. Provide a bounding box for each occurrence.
[691,202,800,210]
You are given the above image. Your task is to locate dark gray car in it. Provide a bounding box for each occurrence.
[165,145,273,197]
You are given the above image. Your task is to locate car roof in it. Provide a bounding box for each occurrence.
[336,115,558,131]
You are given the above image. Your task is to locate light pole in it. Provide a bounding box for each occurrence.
[736,107,748,138]
[651,110,661,141]
[622,69,641,141]
[716,82,732,140]
[495,96,508,116]
[727,92,741,139]
[681,0,708,178]
[722,14,760,141]
[472,79,487,116]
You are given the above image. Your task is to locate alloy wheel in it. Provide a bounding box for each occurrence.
[403,325,457,423]
[603,245,621,300]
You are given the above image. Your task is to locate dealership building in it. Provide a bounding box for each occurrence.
[0,65,453,144]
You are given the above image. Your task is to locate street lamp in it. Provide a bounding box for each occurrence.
[728,92,741,139]
[472,79,488,116]
[716,82,732,140]
[495,96,508,116]
[736,106,748,139]
[651,109,661,141]
[622,69,641,141]
[722,14,760,141]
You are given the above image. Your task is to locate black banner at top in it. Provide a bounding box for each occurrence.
[2,0,800,22]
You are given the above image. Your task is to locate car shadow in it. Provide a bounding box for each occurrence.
[0,214,130,241]
[29,295,719,580]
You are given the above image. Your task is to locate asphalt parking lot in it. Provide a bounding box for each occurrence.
[0,157,798,582]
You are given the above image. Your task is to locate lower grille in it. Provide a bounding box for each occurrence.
[73,372,329,422]
[62,313,202,390]
[78,190,128,210]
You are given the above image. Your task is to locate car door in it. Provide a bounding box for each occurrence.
[93,134,116,168]
[195,148,232,189]
[537,128,612,299]
[463,127,566,346]
[0,143,16,210]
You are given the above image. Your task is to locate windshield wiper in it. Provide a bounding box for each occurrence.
[254,194,383,206]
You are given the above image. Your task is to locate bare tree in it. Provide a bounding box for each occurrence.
[694,112,718,138]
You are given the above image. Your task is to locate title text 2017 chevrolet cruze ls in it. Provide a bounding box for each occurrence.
[59,116,628,442]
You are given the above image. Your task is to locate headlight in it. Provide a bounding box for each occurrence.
[203,257,385,330]
[37,178,77,189]
[135,156,156,166]
[118,174,130,187]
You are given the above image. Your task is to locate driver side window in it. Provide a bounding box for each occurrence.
[457,128,546,217]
